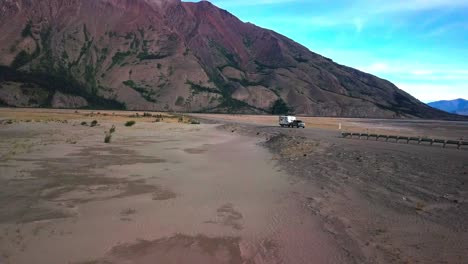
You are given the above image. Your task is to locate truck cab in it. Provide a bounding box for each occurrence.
[291,120,305,128]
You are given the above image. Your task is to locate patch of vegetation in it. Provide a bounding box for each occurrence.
[294,55,308,63]
[0,66,126,109]
[175,96,185,106]
[125,120,136,127]
[238,78,262,87]
[124,32,133,40]
[190,119,200,124]
[156,63,162,69]
[137,51,167,61]
[83,24,90,42]
[254,60,278,71]
[209,40,239,68]
[104,132,112,143]
[122,80,157,103]
[270,98,291,115]
[90,120,98,127]
[85,64,97,94]
[186,80,220,95]
[81,121,88,126]
[104,125,116,143]
[110,51,132,68]
[137,27,145,39]
[21,20,33,38]
[107,31,118,38]
[242,36,253,48]
[218,97,251,111]
[11,50,34,69]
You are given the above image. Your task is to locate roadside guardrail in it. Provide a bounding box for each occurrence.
[341,132,467,149]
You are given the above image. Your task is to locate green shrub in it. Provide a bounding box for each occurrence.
[109,125,116,134]
[81,121,88,126]
[21,21,33,38]
[90,120,98,127]
[270,98,291,115]
[175,96,185,106]
[125,120,136,127]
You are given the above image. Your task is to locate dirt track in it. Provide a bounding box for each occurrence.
[1,109,467,263]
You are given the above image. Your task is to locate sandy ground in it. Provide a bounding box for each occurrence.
[203,114,468,264]
[1,108,467,264]
[0,109,352,264]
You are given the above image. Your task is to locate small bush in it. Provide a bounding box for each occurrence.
[110,125,116,134]
[178,117,183,123]
[155,118,161,122]
[190,119,200,125]
[143,112,152,117]
[81,121,88,126]
[90,120,98,127]
[125,120,136,127]
[104,132,112,143]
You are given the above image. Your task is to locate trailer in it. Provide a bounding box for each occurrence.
[279,116,296,127]
[279,116,305,128]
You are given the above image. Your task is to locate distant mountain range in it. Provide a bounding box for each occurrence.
[428,99,468,116]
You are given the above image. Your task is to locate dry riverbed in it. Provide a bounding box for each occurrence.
[1,109,467,264]
[0,109,353,264]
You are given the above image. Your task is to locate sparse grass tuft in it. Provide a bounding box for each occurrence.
[109,125,116,134]
[190,119,200,125]
[120,208,136,215]
[125,120,136,127]
[155,118,161,122]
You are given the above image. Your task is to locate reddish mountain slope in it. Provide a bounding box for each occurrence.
[0,0,457,118]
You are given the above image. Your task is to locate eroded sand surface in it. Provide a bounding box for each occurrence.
[0,113,351,263]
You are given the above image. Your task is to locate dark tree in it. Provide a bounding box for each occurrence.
[270,98,291,115]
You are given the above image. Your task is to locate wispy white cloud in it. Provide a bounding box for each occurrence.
[373,0,468,13]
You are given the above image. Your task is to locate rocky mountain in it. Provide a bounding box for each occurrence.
[428,99,468,116]
[0,0,459,118]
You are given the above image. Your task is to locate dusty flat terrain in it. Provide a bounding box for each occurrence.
[0,109,352,264]
[198,113,468,263]
[1,108,467,264]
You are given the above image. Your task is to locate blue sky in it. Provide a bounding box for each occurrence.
[186,0,468,102]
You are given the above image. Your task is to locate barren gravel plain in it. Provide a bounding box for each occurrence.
[1,109,467,264]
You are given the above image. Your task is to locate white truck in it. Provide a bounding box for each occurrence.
[279,116,305,128]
